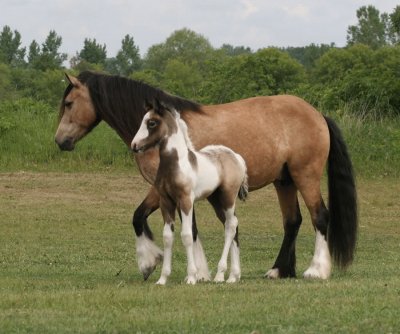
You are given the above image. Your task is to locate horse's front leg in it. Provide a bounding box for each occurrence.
[215,206,240,283]
[180,194,198,285]
[133,186,163,280]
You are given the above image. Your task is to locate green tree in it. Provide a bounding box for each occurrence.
[27,40,40,68]
[283,43,335,70]
[0,63,14,100]
[203,48,305,104]
[30,31,67,70]
[347,5,390,49]
[144,28,213,73]
[162,59,203,99]
[219,44,252,56]
[0,26,26,66]
[114,34,141,76]
[310,44,400,114]
[390,5,400,43]
[78,38,107,65]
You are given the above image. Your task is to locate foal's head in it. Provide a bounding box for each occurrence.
[131,99,178,153]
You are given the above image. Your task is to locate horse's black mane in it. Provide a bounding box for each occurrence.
[61,71,202,143]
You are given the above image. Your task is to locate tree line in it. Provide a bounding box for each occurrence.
[0,5,399,115]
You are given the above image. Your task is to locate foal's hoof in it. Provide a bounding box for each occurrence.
[264,268,280,279]
[185,275,197,285]
[226,275,240,283]
[213,272,225,283]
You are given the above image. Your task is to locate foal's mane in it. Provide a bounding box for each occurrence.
[172,109,195,151]
[61,71,202,144]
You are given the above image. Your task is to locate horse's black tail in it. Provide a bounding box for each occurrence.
[324,116,358,269]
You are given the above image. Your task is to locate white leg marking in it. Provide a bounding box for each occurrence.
[227,240,241,283]
[136,235,163,279]
[214,208,238,283]
[264,268,280,279]
[193,236,211,281]
[181,208,197,285]
[303,230,332,279]
[156,223,174,285]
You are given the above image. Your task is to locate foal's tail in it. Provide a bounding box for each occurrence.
[324,116,358,269]
[237,154,249,202]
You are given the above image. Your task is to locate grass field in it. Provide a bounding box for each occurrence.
[0,171,399,333]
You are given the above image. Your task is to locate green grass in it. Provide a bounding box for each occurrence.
[0,98,134,172]
[0,172,399,333]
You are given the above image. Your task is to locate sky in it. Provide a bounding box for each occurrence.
[1,0,399,61]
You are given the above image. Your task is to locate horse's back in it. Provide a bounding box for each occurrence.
[184,95,329,190]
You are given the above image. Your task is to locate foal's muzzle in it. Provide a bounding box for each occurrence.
[131,143,143,153]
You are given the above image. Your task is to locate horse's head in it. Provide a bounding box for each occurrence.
[131,99,178,153]
[55,73,100,151]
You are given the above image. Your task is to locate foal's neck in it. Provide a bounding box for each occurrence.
[160,118,193,161]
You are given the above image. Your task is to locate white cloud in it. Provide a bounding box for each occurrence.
[282,4,310,20]
[240,0,258,19]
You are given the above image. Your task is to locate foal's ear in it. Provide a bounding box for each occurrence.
[144,99,153,112]
[153,98,165,116]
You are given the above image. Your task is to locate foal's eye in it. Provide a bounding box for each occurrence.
[147,119,158,129]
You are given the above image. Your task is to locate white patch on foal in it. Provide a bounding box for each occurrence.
[136,235,163,279]
[303,230,332,279]
[156,223,174,285]
[193,236,211,281]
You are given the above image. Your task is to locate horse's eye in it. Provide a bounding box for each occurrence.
[147,119,158,129]
[64,101,73,108]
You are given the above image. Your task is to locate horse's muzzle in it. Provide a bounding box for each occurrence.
[55,137,75,151]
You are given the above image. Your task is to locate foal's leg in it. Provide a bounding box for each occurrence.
[180,193,198,285]
[227,226,241,283]
[133,186,163,280]
[156,198,176,285]
[214,206,240,283]
[191,209,211,281]
[265,182,302,279]
[177,208,209,281]
[208,193,241,283]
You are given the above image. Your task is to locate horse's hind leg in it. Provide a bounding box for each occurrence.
[133,186,163,280]
[265,182,302,279]
[294,173,331,279]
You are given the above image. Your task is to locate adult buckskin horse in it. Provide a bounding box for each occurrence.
[55,71,357,280]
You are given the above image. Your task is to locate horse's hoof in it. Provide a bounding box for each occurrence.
[142,266,156,281]
[264,268,280,279]
[196,271,211,282]
[303,267,330,280]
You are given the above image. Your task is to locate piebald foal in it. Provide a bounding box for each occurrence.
[131,100,248,285]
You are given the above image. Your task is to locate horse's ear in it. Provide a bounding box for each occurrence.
[65,73,81,87]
